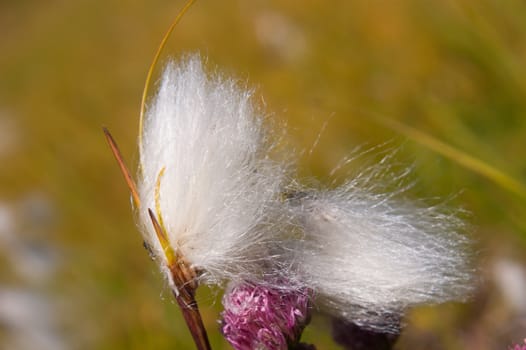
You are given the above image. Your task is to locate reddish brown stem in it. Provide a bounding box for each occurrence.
[104,129,211,349]
[102,127,141,208]
[173,285,211,350]
[148,209,211,350]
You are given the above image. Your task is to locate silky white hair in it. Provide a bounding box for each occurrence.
[135,53,475,331]
[137,54,287,287]
[287,154,476,333]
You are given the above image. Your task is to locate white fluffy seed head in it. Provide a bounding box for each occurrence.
[287,153,476,333]
[137,54,287,287]
[133,53,475,326]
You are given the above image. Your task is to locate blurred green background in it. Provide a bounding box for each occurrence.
[1,0,526,349]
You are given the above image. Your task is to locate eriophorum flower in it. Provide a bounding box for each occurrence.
[221,281,313,350]
[286,152,476,334]
[137,54,289,289]
[510,339,526,350]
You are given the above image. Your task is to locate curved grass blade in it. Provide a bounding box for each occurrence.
[369,114,526,201]
[138,0,196,151]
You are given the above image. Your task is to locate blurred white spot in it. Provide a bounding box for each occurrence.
[254,11,307,63]
[0,201,15,242]
[0,198,64,348]
[0,196,58,285]
[18,192,57,232]
[12,242,59,285]
[493,259,526,314]
[0,287,67,350]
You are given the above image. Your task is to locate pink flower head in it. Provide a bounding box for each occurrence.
[509,339,526,350]
[221,282,312,350]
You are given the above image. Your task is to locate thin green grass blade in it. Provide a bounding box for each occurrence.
[370,114,526,201]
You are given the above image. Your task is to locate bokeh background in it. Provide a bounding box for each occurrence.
[1,0,526,349]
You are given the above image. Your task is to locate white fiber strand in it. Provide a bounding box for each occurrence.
[137,55,287,287]
[288,156,475,333]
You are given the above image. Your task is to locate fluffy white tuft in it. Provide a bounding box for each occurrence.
[287,153,476,333]
[134,54,475,328]
[137,54,287,287]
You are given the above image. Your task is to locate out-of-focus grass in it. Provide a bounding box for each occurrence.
[1,0,525,349]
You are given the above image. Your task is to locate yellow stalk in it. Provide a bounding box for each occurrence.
[371,115,526,200]
[138,0,196,152]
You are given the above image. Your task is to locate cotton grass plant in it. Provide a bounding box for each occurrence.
[285,151,475,334]
[104,1,477,349]
[104,1,293,348]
